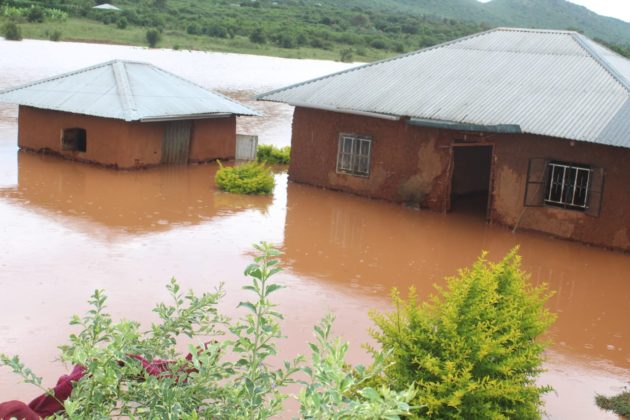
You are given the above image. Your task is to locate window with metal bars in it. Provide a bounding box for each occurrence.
[336,134,371,176]
[544,161,591,210]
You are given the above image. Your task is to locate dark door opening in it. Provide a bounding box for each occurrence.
[449,145,493,217]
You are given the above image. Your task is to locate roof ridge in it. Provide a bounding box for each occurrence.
[112,61,137,121]
[571,33,630,94]
[257,27,502,101]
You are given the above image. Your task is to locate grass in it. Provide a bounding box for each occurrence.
[596,391,630,418]
[0,17,392,62]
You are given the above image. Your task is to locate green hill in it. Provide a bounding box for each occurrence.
[1,0,629,61]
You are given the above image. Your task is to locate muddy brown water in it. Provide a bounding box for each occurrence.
[0,40,629,419]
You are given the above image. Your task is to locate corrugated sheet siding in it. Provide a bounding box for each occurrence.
[259,28,630,149]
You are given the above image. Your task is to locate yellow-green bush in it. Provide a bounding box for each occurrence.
[257,145,290,165]
[369,249,556,419]
[215,161,275,195]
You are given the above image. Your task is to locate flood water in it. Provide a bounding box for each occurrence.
[1,40,629,419]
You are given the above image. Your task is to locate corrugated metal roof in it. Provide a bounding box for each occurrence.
[0,60,259,121]
[258,28,630,149]
[92,3,121,10]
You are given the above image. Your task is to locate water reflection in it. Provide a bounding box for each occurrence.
[283,182,630,373]
[0,151,271,235]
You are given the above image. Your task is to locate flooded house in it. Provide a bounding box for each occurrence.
[0,60,258,169]
[258,27,630,252]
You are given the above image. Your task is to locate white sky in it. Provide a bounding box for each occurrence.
[476,0,630,23]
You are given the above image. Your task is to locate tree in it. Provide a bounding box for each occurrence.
[249,27,266,44]
[370,249,556,419]
[2,22,22,41]
[146,28,160,48]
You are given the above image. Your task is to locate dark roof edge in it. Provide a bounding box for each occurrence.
[408,118,522,134]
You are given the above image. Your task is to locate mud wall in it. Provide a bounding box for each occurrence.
[290,107,630,251]
[18,107,237,168]
[189,116,236,162]
[490,134,630,251]
[18,106,164,168]
[289,107,451,211]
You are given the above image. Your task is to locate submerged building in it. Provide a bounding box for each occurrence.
[0,60,258,169]
[259,28,630,251]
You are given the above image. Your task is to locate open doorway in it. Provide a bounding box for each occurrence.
[449,145,493,218]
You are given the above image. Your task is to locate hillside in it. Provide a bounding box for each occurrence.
[374,0,630,45]
[1,0,629,62]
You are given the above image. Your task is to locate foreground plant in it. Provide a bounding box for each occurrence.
[1,243,413,419]
[369,248,556,419]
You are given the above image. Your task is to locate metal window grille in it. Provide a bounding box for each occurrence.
[337,134,371,176]
[544,162,591,210]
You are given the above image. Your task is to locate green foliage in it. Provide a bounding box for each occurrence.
[49,29,61,41]
[2,21,21,40]
[26,5,44,23]
[0,243,414,418]
[116,16,127,29]
[146,28,160,47]
[369,248,556,419]
[256,144,290,165]
[215,161,275,195]
[596,390,630,417]
[299,314,417,419]
[339,47,353,62]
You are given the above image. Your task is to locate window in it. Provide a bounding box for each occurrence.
[544,161,590,210]
[61,128,87,152]
[336,134,371,176]
[524,158,604,216]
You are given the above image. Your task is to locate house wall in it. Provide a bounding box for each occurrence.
[189,116,236,162]
[18,106,237,168]
[290,106,630,251]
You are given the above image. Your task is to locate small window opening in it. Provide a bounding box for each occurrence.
[544,161,590,211]
[62,128,87,152]
[336,134,371,176]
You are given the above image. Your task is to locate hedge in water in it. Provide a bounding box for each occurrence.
[215,161,275,195]
[256,145,290,165]
[369,248,556,419]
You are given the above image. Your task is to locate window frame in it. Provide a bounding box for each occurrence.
[524,158,603,216]
[543,161,591,211]
[61,127,87,152]
[336,133,372,177]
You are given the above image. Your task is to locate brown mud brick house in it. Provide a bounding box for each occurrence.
[0,60,259,169]
[258,27,630,252]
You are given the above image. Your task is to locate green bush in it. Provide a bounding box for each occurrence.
[146,28,161,48]
[116,16,128,29]
[2,22,22,40]
[369,249,556,419]
[1,243,415,419]
[596,390,630,417]
[215,161,275,195]
[49,30,62,41]
[256,144,290,165]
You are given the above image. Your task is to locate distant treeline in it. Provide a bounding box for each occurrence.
[2,0,630,61]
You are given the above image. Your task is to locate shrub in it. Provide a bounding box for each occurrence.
[369,248,556,419]
[1,243,415,419]
[215,161,275,195]
[596,390,630,417]
[26,6,44,23]
[49,30,62,41]
[2,22,22,41]
[249,27,266,44]
[340,47,354,62]
[256,144,290,165]
[116,16,128,29]
[146,28,161,48]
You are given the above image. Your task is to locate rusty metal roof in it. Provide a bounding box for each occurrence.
[258,28,630,149]
[0,60,259,121]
